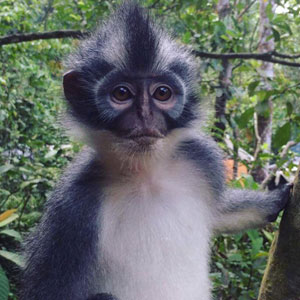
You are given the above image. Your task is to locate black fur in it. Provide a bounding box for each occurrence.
[87,293,119,300]
[177,137,226,196]
[21,151,104,300]
[266,184,292,222]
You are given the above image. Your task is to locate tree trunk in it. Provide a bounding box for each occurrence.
[251,0,275,182]
[258,164,300,300]
[213,0,233,141]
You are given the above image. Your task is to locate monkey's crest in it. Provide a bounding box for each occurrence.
[66,1,197,88]
[63,1,200,151]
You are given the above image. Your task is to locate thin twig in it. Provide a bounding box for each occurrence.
[237,0,256,21]
[253,112,262,162]
[261,141,297,189]
[17,192,31,229]
[272,51,300,59]
[148,0,161,9]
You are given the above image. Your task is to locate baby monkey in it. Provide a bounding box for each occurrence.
[21,2,290,300]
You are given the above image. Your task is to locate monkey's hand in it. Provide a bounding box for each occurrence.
[87,293,119,300]
[266,183,293,222]
[213,183,293,234]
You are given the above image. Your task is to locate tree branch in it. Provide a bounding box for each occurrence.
[0,30,89,46]
[237,0,256,21]
[147,0,161,9]
[261,141,297,189]
[194,51,300,67]
[258,163,300,300]
[1,30,300,67]
[253,112,262,162]
[272,51,300,59]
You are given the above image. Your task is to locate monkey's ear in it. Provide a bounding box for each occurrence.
[63,70,86,104]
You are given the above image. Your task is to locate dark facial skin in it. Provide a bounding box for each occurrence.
[63,70,186,147]
[107,77,179,145]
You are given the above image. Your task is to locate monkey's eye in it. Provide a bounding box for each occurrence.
[153,86,172,101]
[112,86,132,101]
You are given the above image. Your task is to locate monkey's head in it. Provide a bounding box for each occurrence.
[63,1,199,154]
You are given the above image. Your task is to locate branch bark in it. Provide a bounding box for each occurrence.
[251,0,274,183]
[260,141,297,190]
[258,163,300,300]
[213,0,233,140]
[1,31,300,67]
[194,51,300,67]
[0,30,89,46]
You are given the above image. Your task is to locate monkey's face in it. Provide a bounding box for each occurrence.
[63,70,193,152]
[101,71,187,147]
[63,1,199,154]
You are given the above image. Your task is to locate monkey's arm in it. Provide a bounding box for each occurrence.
[21,151,107,300]
[213,185,291,234]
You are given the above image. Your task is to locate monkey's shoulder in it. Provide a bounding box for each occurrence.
[176,136,224,166]
[23,151,101,300]
[175,136,225,193]
[46,148,104,207]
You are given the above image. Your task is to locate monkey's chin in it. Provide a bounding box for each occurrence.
[125,136,159,153]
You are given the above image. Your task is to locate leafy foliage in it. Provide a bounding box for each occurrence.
[0,0,299,299]
[0,266,9,300]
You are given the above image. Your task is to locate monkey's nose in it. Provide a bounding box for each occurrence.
[142,127,160,137]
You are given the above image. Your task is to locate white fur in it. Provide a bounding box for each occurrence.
[96,138,215,300]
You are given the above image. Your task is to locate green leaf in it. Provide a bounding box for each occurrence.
[20,178,44,189]
[236,107,254,129]
[45,149,58,159]
[266,3,274,20]
[254,251,269,259]
[272,28,281,42]
[273,123,291,149]
[262,230,274,243]
[0,267,9,300]
[248,81,259,97]
[286,102,293,116]
[251,237,263,257]
[256,99,270,117]
[0,229,22,242]
[226,29,238,38]
[228,253,243,262]
[0,250,25,268]
[0,165,13,174]
[220,34,231,41]
[247,229,259,242]
[182,31,191,43]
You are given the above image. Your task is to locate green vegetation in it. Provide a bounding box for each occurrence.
[0,0,299,299]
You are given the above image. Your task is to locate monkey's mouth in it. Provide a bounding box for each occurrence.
[131,136,158,145]
[124,131,164,146]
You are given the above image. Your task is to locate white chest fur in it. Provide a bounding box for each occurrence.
[98,159,214,300]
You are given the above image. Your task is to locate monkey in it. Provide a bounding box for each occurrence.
[20,2,291,300]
